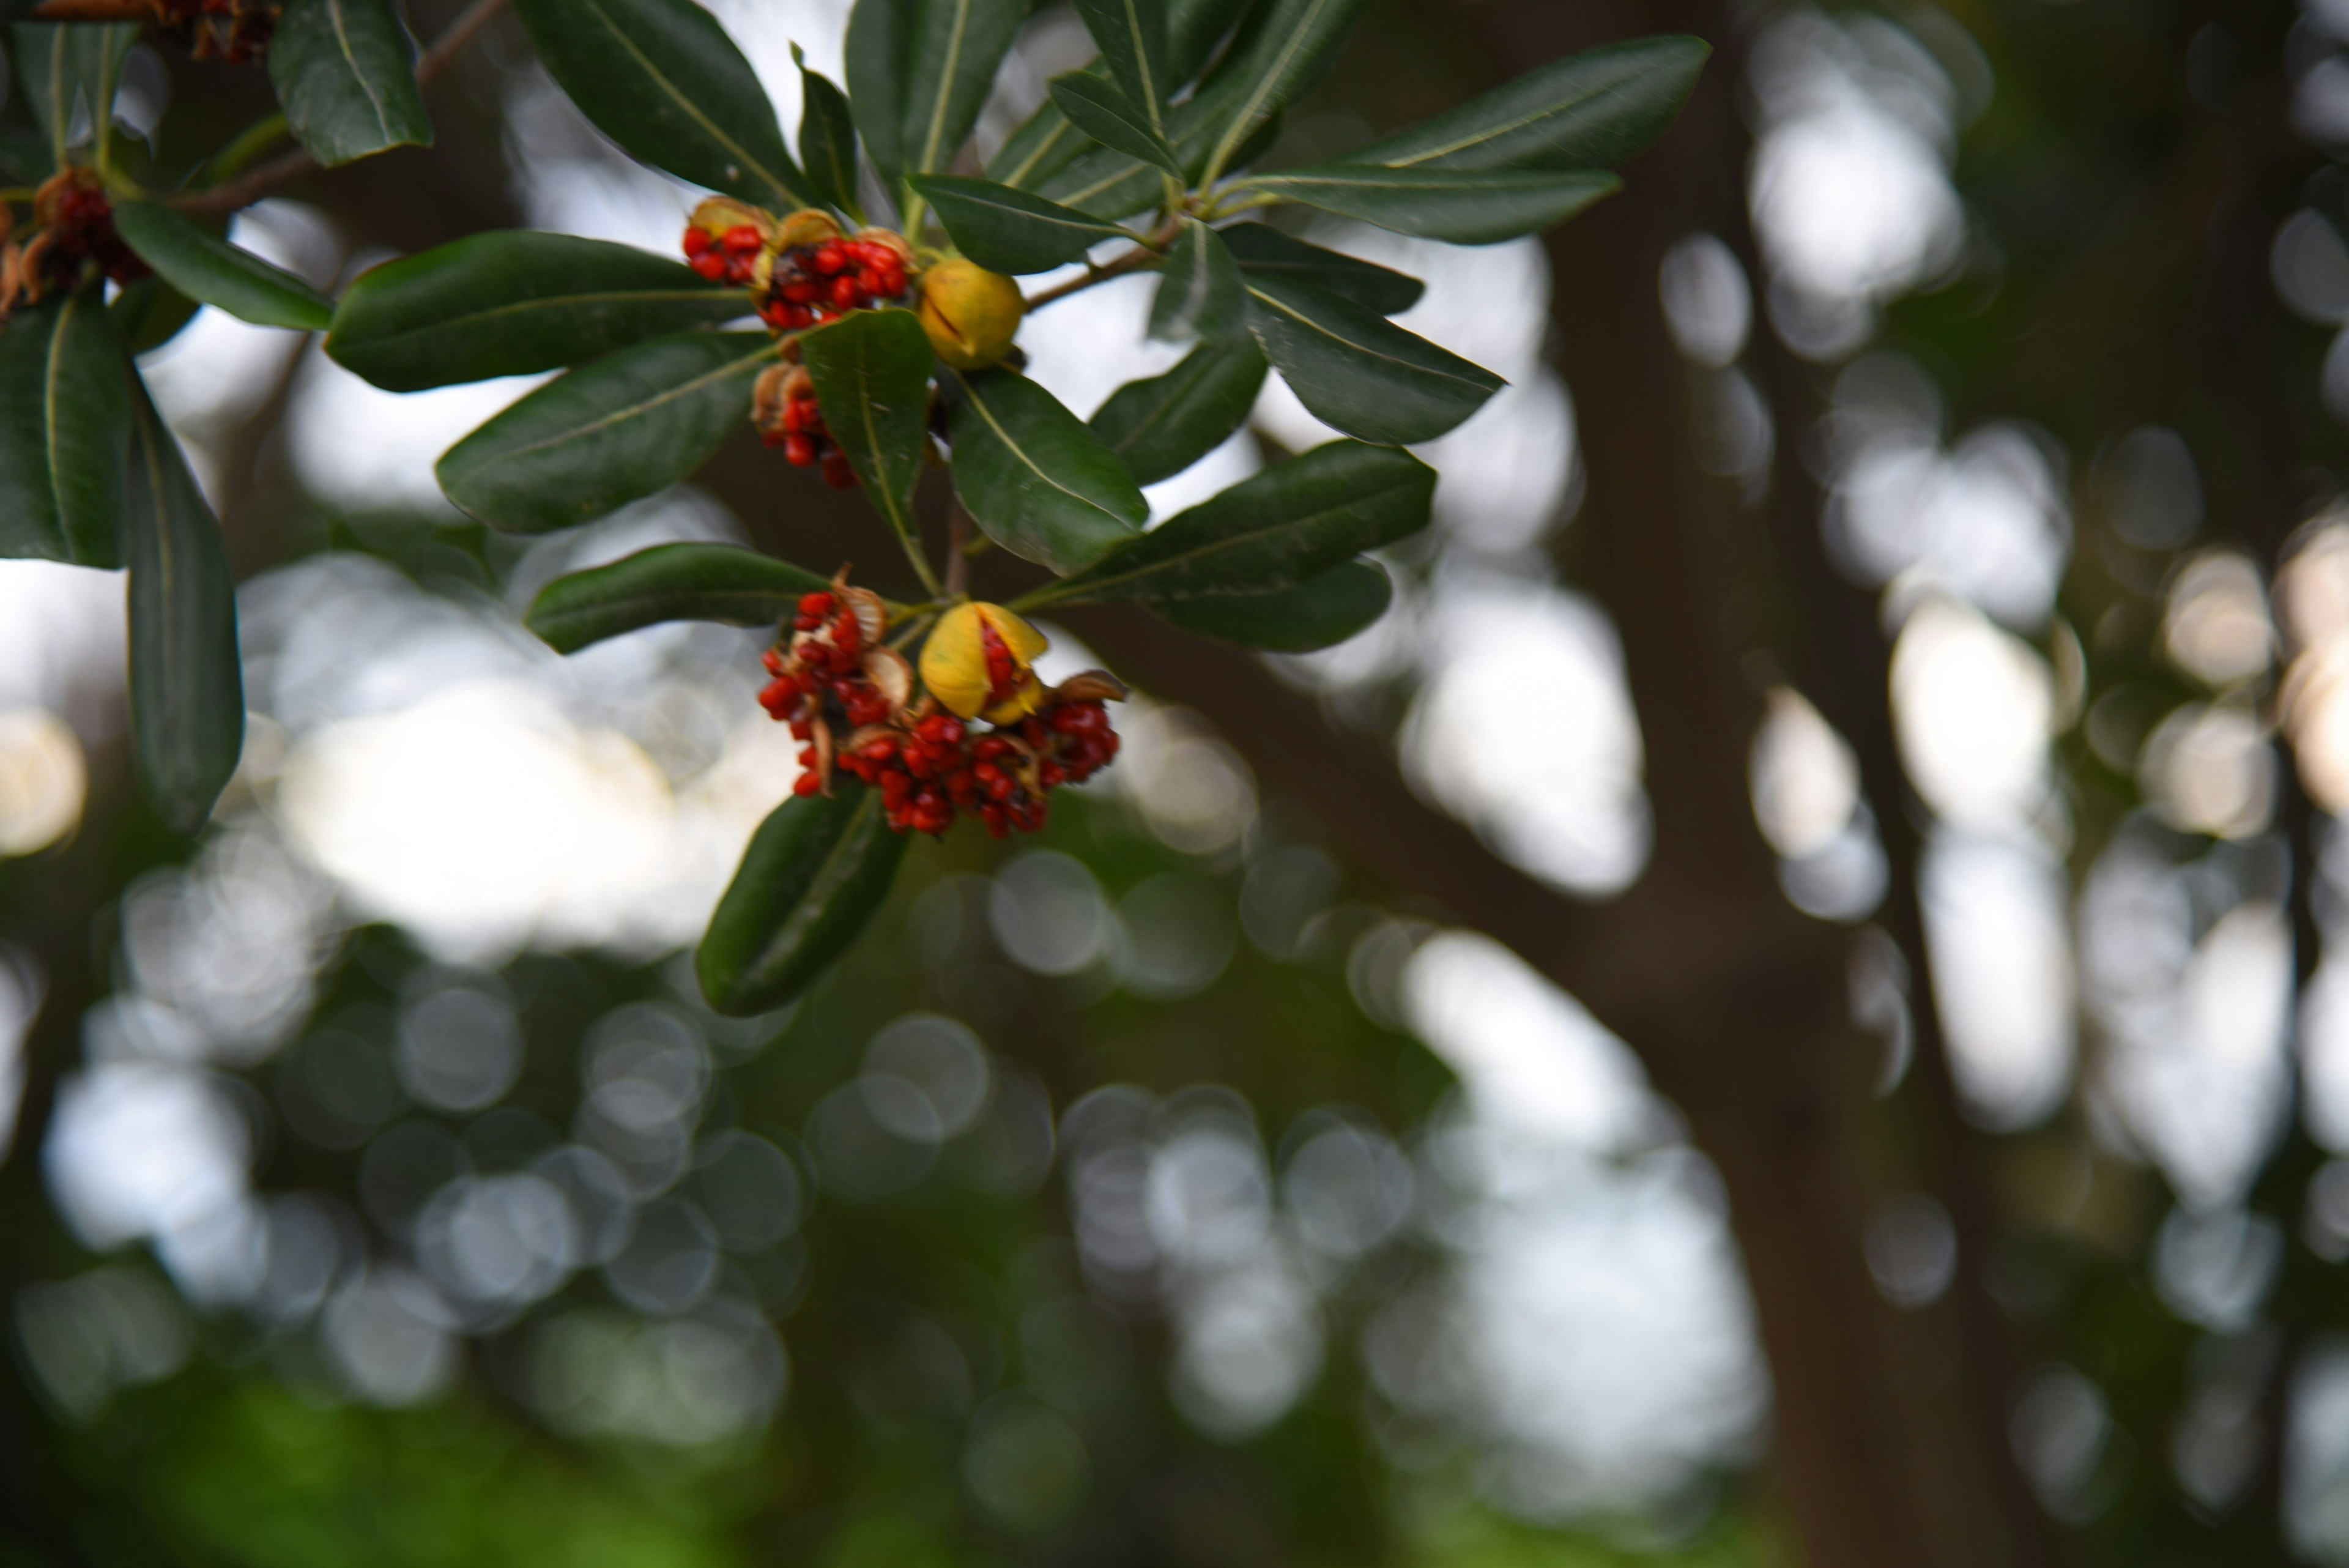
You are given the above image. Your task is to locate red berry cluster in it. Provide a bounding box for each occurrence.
[154,0,280,63]
[681,223,766,286]
[839,700,1121,839]
[6,174,149,314]
[759,587,901,791]
[754,237,910,333]
[751,365,858,488]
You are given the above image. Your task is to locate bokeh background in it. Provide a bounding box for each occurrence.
[7,0,2349,1561]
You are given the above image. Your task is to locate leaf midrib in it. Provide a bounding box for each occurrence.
[1067,475,1419,598]
[465,341,774,472]
[344,289,748,354]
[1361,73,1646,169]
[581,0,793,204]
[748,791,884,986]
[954,370,1139,529]
[323,0,400,138]
[1246,283,1495,392]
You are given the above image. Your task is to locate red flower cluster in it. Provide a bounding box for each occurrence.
[751,365,858,488]
[754,237,909,333]
[153,0,280,64]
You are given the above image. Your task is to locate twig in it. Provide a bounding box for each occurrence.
[169,0,510,218]
[28,0,152,19]
[943,499,971,598]
[1022,216,1184,311]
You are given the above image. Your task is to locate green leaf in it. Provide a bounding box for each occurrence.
[327,231,750,392]
[0,290,130,568]
[946,368,1147,574]
[109,278,204,355]
[111,202,335,332]
[12,21,136,161]
[125,386,244,836]
[1149,219,1247,342]
[1167,0,1250,84]
[698,786,910,1016]
[1035,50,1286,218]
[800,309,933,560]
[984,92,1099,190]
[845,0,1026,188]
[526,543,836,653]
[437,332,777,533]
[1341,35,1708,173]
[793,44,863,217]
[1195,0,1371,181]
[1072,0,1171,133]
[1245,275,1500,444]
[1154,557,1388,650]
[908,174,1130,275]
[513,0,810,208]
[1047,439,1430,601]
[267,0,433,167]
[1244,165,1617,245]
[1089,335,1266,485]
[1218,223,1422,314]
[1049,70,1182,179]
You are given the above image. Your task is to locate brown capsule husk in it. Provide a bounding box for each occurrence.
[1051,670,1129,704]
[837,582,888,648]
[861,647,915,711]
[777,209,845,250]
[690,196,777,244]
[811,715,836,796]
[751,363,793,441]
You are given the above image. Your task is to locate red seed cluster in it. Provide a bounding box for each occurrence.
[754,237,909,333]
[154,0,280,63]
[759,589,897,792]
[682,223,766,286]
[13,174,149,304]
[752,365,858,488]
[837,699,1121,839]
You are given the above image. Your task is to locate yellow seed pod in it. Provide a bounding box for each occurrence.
[921,601,1049,721]
[918,259,1025,370]
[776,208,845,250]
[688,196,777,245]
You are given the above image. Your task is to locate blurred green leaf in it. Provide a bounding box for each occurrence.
[11,21,135,161]
[1047,439,1431,601]
[1154,556,1389,649]
[1149,218,1248,341]
[109,277,203,355]
[795,44,864,217]
[699,787,910,1016]
[1218,223,1423,314]
[1050,70,1183,178]
[1342,35,1709,173]
[846,0,1026,189]
[267,0,432,166]
[1072,0,1172,133]
[1167,0,1251,82]
[526,543,838,652]
[1246,275,1501,444]
[1244,165,1619,245]
[437,332,777,532]
[985,89,1100,190]
[1089,335,1266,484]
[1194,0,1372,180]
[800,308,934,559]
[125,385,243,836]
[513,0,811,207]
[948,367,1147,573]
[0,289,130,568]
[111,202,335,332]
[327,231,750,392]
[910,174,1130,275]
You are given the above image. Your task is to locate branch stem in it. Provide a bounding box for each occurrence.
[1022,216,1184,311]
[943,499,971,599]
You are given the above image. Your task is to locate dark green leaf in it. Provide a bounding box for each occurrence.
[1244,165,1617,245]
[845,0,1026,188]
[267,0,432,167]
[109,278,204,355]
[1149,220,1247,342]
[1341,35,1709,173]
[1167,0,1250,84]
[12,21,136,160]
[1089,336,1266,485]
[947,368,1146,574]
[437,332,776,533]
[0,290,130,568]
[1048,439,1430,601]
[698,786,910,1016]
[984,92,1099,190]
[526,543,836,653]
[111,202,335,332]
[1153,557,1389,650]
[1072,0,1171,134]
[328,231,750,392]
[513,0,810,207]
[1246,275,1501,444]
[793,44,863,217]
[0,128,51,185]
[800,309,933,557]
[1193,0,1371,182]
[1050,70,1181,178]
[125,386,243,836]
[1036,51,1283,218]
[1218,223,1422,314]
[909,174,1130,275]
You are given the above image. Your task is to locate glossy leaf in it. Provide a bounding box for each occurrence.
[1343,35,1708,173]
[1038,58,1283,218]
[125,387,244,836]
[1245,165,1617,245]
[1047,439,1431,601]
[1072,0,1171,133]
[947,368,1147,574]
[111,202,335,332]
[1167,0,1250,84]
[437,332,776,533]
[110,277,204,355]
[909,174,1130,275]
[1195,0,1372,180]
[1089,336,1266,485]
[0,290,130,568]
[12,21,135,160]
[513,0,809,207]
[984,92,1099,190]
[1217,223,1422,314]
[328,231,749,392]
[1148,219,1247,342]
[1050,70,1182,178]
[268,0,432,166]
[1154,557,1389,650]
[845,0,1026,187]
[698,786,910,1016]
[526,543,836,653]
[794,44,863,216]
[800,309,934,557]
[1246,275,1501,444]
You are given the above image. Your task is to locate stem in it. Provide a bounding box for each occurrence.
[886,612,937,653]
[944,499,971,599]
[168,0,510,218]
[1022,216,1184,311]
[200,113,291,186]
[899,191,929,248]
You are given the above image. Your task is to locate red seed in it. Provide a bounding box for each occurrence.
[722,225,763,254]
[683,227,711,256]
[822,454,858,489]
[784,433,817,466]
[811,242,847,275]
[830,275,863,308]
[690,252,730,281]
[793,772,822,797]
